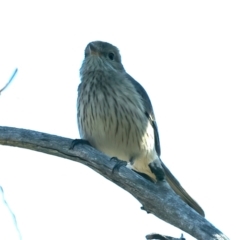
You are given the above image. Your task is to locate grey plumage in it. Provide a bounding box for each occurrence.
[77,41,205,217]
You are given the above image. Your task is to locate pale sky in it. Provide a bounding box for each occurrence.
[0,1,240,239]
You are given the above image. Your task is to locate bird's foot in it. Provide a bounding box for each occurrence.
[148,160,165,181]
[69,139,91,150]
[110,157,127,173]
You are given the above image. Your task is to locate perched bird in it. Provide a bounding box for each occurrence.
[76,41,204,217]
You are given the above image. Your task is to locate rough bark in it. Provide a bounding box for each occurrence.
[0,126,229,240]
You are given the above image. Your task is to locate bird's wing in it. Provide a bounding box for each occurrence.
[126,73,205,217]
[125,73,161,156]
[77,83,83,136]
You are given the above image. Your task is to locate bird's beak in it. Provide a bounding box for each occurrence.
[87,42,100,56]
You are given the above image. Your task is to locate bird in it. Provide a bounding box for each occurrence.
[76,40,205,217]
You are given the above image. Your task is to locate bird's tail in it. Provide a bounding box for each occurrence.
[162,162,205,217]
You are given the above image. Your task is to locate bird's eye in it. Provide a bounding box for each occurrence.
[108,52,114,60]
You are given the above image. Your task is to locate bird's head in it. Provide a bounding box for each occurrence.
[80,41,125,76]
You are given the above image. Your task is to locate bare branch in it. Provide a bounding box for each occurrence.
[0,186,22,240]
[0,126,229,240]
[0,68,18,95]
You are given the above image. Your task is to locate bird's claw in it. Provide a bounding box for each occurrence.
[110,157,127,173]
[69,139,91,150]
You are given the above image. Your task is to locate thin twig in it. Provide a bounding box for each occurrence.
[0,68,18,95]
[0,186,22,240]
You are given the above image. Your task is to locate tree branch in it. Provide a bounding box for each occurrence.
[0,126,229,240]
